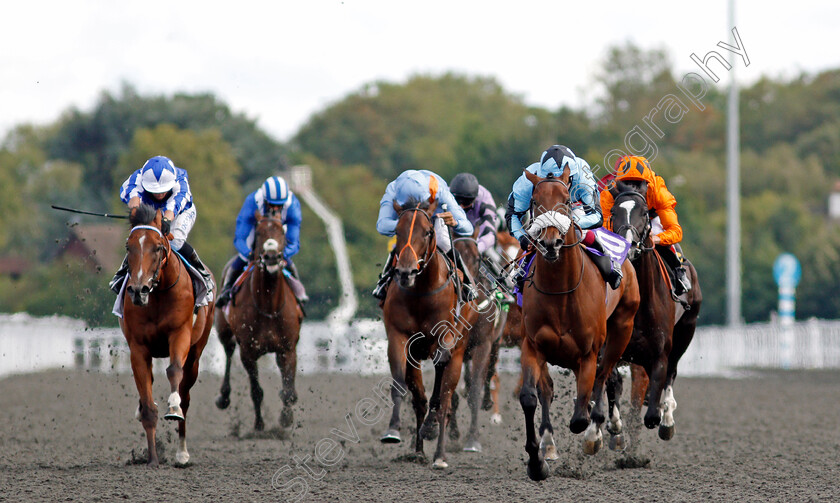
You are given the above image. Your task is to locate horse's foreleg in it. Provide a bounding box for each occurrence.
[240,352,265,431]
[630,363,649,412]
[420,348,447,442]
[570,352,597,435]
[174,349,200,465]
[606,367,627,451]
[644,354,669,430]
[164,329,191,421]
[432,345,465,469]
[463,333,492,453]
[405,363,427,454]
[276,347,298,428]
[129,346,158,466]
[381,333,408,444]
[536,365,558,460]
[215,327,236,410]
[519,337,548,481]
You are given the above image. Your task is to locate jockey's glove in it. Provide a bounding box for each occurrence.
[161,218,172,235]
[518,235,531,251]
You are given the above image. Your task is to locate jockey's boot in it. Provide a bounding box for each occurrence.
[452,249,478,303]
[179,242,214,292]
[372,249,397,300]
[109,255,129,294]
[284,260,309,304]
[216,256,247,308]
[669,244,692,295]
[584,238,622,289]
[482,247,517,293]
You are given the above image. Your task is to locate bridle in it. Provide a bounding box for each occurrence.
[254,216,287,270]
[251,215,288,318]
[127,225,179,292]
[611,190,654,257]
[530,176,583,250]
[395,206,436,277]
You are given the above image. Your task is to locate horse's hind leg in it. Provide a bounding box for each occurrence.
[276,348,298,428]
[659,314,698,440]
[128,345,158,466]
[381,333,409,445]
[463,331,492,452]
[536,365,559,460]
[405,362,428,455]
[606,367,626,451]
[240,353,265,431]
[174,348,200,465]
[215,326,235,410]
[431,344,465,469]
[519,337,548,481]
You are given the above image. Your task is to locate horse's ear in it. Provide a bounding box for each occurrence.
[153,209,162,228]
[253,209,262,222]
[524,169,541,185]
[427,198,438,215]
[392,199,401,213]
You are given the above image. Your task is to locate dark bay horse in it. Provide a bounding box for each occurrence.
[452,235,505,453]
[215,209,303,431]
[605,181,702,446]
[380,197,478,469]
[519,169,640,481]
[120,205,214,466]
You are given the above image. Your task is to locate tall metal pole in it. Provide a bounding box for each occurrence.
[726,0,741,326]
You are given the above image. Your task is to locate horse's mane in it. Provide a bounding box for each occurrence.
[396,197,431,212]
[129,204,157,226]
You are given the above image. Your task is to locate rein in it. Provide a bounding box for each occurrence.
[128,225,179,292]
[250,216,288,318]
[393,206,455,297]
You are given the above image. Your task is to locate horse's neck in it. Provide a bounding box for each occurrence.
[535,240,584,290]
[158,252,183,291]
[635,249,669,297]
[416,249,449,290]
[252,267,287,309]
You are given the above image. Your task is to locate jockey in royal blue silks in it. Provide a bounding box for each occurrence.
[372,169,477,302]
[506,145,623,289]
[215,175,308,307]
[109,155,214,303]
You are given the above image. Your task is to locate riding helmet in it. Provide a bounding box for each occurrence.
[449,173,479,206]
[262,176,291,206]
[140,156,178,194]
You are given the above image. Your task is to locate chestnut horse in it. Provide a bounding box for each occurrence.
[605,181,702,447]
[519,169,639,481]
[120,204,214,466]
[452,235,505,453]
[214,209,302,431]
[380,197,477,469]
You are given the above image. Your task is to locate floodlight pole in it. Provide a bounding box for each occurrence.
[726,0,742,327]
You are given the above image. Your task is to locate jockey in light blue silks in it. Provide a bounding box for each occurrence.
[215,175,308,307]
[373,169,476,302]
[506,145,623,289]
[110,155,214,303]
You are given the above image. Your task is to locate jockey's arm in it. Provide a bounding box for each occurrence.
[570,165,603,230]
[120,170,143,205]
[376,181,399,236]
[283,197,302,258]
[600,190,615,232]
[475,203,498,254]
[233,194,259,260]
[651,177,682,245]
[439,189,473,236]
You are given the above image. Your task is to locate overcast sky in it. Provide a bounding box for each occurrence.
[2,0,838,143]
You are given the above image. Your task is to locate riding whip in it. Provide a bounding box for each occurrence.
[51,205,129,219]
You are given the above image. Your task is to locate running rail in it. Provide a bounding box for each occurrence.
[289,166,358,330]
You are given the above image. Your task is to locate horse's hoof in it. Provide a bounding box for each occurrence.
[215,395,230,410]
[280,408,294,428]
[481,396,494,411]
[448,425,460,441]
[380,429,401,444]
[644,412,661,430]
[420,422,438,441]
[569,416,590,434]
[539,432,559,461]
[462,439,482,453]
[175,451,190,465]
[164,407,184,421]
[583,436,603,455]
[489,413,503,425]
[432,458,449,470]
[658,424,675,441]
[527,459,549,481]
[609,434,627,451]
[254,420,265,432]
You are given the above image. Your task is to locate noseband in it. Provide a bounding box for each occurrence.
[395,207,436,275]
[255,216,287,270]
[530,177,582,249]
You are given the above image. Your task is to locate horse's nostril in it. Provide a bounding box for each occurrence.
[140,285,150,294]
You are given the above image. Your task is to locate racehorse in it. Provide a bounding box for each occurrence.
[214,208,303,431]
[605,180,702,446]
[452,235,505,453]
[380,197,478,469]
[518,169,640,481]
[120,204,214,466]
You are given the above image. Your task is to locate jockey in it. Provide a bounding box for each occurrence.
[449,173,515,298]
[373,169,476,302]
[506,145,623,289]
[601,155,692,295]
[215,175,307,307]
[110,155,213,300]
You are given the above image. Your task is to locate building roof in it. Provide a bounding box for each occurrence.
[62,223,125,271]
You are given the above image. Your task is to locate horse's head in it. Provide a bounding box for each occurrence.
[609,180,651,260]
[392,196,437,288]
[253,207,287,274]
[525,168,573,262]
[125,205,170,306]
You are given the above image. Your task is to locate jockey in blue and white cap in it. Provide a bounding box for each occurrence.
[373,169,476,301]
[216,175,307,307]
[111,155,214,298]
[506,145,622,289]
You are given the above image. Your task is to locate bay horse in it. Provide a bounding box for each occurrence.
[605,180,702,446]
[452,235,505,453]
[214,208,302,431]
[380,197,478,469]
[519,169,639,481]
[120,204,214,466]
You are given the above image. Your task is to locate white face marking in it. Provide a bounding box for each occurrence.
[266,264,280,274]
[263,238,280,252]
[136,234,146,278]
